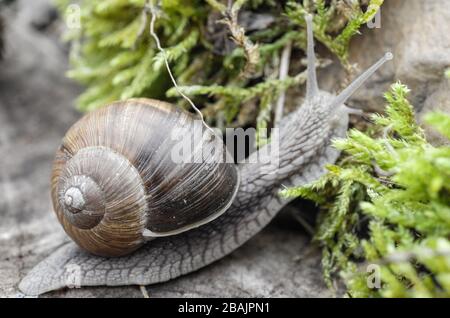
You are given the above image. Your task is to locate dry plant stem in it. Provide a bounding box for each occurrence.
[289,208,315,236]
[382,124,398,158]
[134,8,149,49]
[371,160,395,178]
[140,285,150,298]
[219,1,259,77]
[274,41,292,127]
[147,0,214,134]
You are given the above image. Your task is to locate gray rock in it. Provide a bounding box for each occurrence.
[419,79,450,145]
[321,0,450,119]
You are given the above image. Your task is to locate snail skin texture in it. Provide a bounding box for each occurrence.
[19,14,393,295]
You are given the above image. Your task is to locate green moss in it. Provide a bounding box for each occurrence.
[281,83,450,298]
[56,0,383,131]
[285,0,384,70]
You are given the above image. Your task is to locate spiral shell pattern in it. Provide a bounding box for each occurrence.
[51,99,239,257]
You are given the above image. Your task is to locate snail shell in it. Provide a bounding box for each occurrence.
[51,98,239,257]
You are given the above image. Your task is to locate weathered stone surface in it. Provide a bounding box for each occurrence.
[320,0,450,118]
[419,79,450,146]
[0,0,328,298]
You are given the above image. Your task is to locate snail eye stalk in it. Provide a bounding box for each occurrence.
[330,52,394,110]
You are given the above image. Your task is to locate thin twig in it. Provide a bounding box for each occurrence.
[371,160,395,178]
[218,0,260,77]
[274,41,292,127]
[382,124,397,156]
[146,0,215,134]
[133,8,148,49]
[140,285,150,298]
[288,207,315,237]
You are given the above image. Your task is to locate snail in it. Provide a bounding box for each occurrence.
[19,15,393,295]
[51,98,240,257]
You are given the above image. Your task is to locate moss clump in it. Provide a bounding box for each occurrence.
[56,0,383,133]
[282,83,450,298]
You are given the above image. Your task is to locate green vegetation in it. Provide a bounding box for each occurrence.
[55,0,383,134]
[282,83,450,298]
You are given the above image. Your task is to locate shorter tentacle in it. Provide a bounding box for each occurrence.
[330,52,393,111]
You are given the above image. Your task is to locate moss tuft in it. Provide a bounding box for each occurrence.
[282,83,450,298]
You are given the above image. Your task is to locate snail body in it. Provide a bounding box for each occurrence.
[19,15,392,295]
[52,99,239,256]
